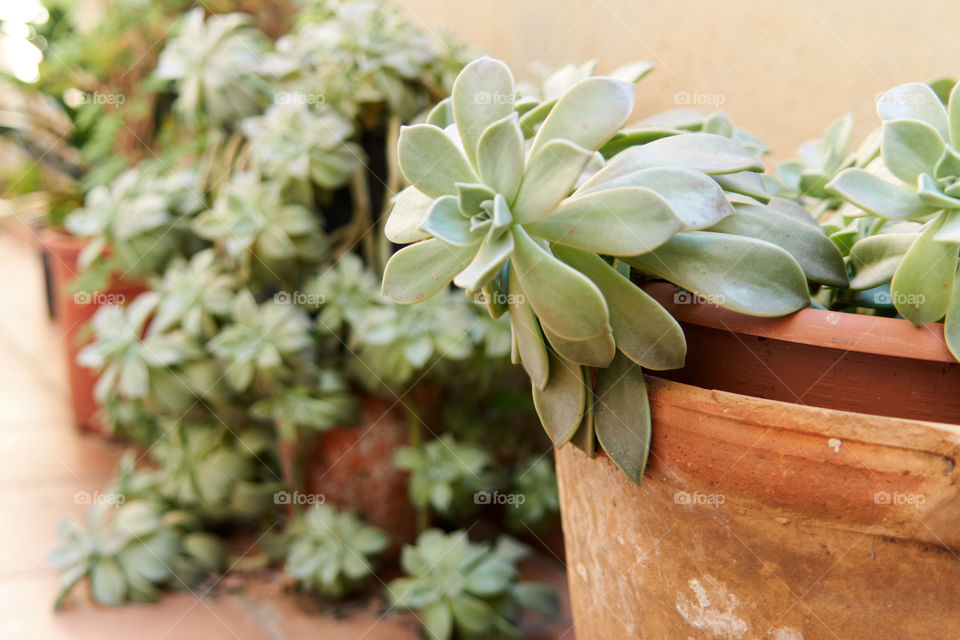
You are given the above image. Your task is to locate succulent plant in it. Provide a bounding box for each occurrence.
[241,102,364,189]
[381,56,813,481]
[283,503,389,598]
[387,530,557,640]
[50,500,225,608]
[827,81,960,357]
[155,8,270,129]
[78,296,202,407]
[208,290,313,392]
[150,422,282,520]
[394,434,493,520]
[193,172,327,273]
[250,370,357,441]
[304,252,381,333]
[504,456,560,534]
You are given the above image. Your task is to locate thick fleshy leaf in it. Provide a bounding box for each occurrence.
[609,60,655,83]
[453,229,514,291]
[877,83,950,140]
[848,233,917,289]
[530,77,634,157]
[579,166,734,230]
[398,124,478,198]
[594,352,650,484]
[382,239,477,303]
[569,381,596,457]
[524,186,683,256]
[710,203,848,287]
[421,601,454,640]
[452,57,515,168]
[542,323,615,367]
[477,113,524,202]
[584,133,763,187]
[713,171,770,202]
[91,560,127,606]
[881,119,945,185]
[935,210,960,243]
[456,183,496,216]
[420,196,473,246]
[599,128,682,158]
[944,275,960,361]
[511,226,610,340]
[532,351,586,447]
[935,146,960,181]
[508,268,548,389]
[426,97,453,128]
[518,99,556,137]
[918,174,960,210]
[826,168,938,219]
[624,232,810,316]
[950,81,960,148]
[512,140,593,223]
[555,246,686,370]
[890,217,959,325]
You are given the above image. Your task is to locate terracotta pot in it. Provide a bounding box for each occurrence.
[39,228,147,433]
[300,395,418,555]
[557,376,960,639]
[643,281,960,423]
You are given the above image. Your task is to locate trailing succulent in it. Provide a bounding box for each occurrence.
[382,56,837,482]
[283,504,389,598]
[387,530,557,640]
[50,501,225,608]
[826,80,960,359]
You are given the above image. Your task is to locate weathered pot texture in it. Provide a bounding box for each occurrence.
[557,374,960,640]
[39,228,147,433]
[643,281,960,423]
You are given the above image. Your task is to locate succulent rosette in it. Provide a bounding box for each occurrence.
[827,81,960,357]
[381,57,811,480]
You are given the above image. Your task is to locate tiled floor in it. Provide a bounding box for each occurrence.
[0,229,572,639]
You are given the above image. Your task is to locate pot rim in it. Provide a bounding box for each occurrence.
[643,281,953,364]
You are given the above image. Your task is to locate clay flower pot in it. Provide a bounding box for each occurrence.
[557,376,960,639]
[39,228,147,434]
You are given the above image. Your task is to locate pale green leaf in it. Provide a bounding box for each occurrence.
[881,119,945,185]
[453,229,514,291]
[382,239,477,303]
[530,77,635,156]
[848,233,917,289]
[477,113,524,202]
[398,124,478,199]
[826,168,938,219]
[877,83,950,140]
[890,216,959,325]
[532,351,586,447]
[508,268,549,389]
[452,57,516,168]
[512,140,593,223]
[420,196,473,246]
[542,323,615,367]
[594,352,650,484]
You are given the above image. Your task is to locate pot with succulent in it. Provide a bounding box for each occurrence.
[382,56,960,638]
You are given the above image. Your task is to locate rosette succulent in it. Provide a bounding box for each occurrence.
[827,81,960,357]
[283,503,389,598]
[387,530,557,640]
[155,8,270,129]
[381,57,813,481]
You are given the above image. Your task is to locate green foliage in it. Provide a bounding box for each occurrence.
[394,435,493,520]
[283,504,389,597]
[250,371,357,441]
[49,500,225,608]
[504,456,559,534]
[387,530,557,640]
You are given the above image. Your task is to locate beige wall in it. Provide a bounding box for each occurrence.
[399,0,960,161]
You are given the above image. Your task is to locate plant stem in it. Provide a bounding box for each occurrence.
[401,394,428,532]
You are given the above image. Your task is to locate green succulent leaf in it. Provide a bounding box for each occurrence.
[385,187,433,244]
[826,168,939,219]
[508,269,549,389]
[420,196,474,246]
[477,113,525,202]
[918,174,960,210]
[525,186,683,256]
[848,233,918,290]
[532,352,586,447]
[890,217,959,325]
[398,124,479,199]
[453,229,514,291]
[382,239,478,303]
[935,210,960,243]
[554,247,686,370]
[877,83,950,140]
[512,140,594,224]
[452,56,516,168]
[594,352,651,484]
[541,324,616,368]
[91,559,127,606]
[950,81,960,148]
[511,226,610,340]
[530,77,635,157]
[624,232,810,316]
[881,119,945,185]
[944,276,960,361]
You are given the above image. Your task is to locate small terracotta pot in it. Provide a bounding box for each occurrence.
[300,395,418,555]
[643,281,960,423]
[557,376,960,639]
[39,228,147,434]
